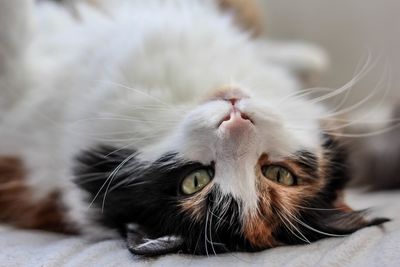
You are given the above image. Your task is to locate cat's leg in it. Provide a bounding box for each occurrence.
[0,0,32,112]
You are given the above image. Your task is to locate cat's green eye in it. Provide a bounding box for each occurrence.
[262,165,296,186]
[181,169,212,195]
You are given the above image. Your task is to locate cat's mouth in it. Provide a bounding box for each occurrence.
[218,110,253,129]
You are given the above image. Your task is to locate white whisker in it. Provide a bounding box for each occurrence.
[94,80,174,108]
[276,211,311,244]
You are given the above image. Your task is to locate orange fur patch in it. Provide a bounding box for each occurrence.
[0,157,73,233]
[242,154,325,248]
[242,179,278,248]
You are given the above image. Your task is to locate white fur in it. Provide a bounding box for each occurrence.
[0,0,327,237]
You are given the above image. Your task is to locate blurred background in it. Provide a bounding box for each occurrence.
[257,0,400,189]
[261,0,399,107]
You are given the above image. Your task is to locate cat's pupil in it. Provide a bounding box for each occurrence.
[194,175,199,188]
[276,169,281,183]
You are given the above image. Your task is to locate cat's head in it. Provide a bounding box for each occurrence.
[75,86,388,256]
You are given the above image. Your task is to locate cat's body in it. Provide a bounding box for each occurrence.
[0,0,387,256]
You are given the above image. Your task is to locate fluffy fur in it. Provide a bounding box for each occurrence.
[0,0,388,256]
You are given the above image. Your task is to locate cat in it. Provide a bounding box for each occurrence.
[0,0,388,256]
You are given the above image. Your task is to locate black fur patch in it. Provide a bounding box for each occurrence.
[74,146,254,255]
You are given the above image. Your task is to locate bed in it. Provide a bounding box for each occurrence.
[1,190,398,267]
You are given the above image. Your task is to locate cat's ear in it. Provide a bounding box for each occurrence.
[316,210,390,238]
[126,224,184,257]
[127,234,184,257]
[313,131,390,235]
[326,194,389,233]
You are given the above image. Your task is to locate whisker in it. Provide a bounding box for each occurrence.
[101,152,138,212]
[94,80,174,108]
[329,50,375,113]
[68,117,179,124]
[293,204,341,211]
[292,216,349,237]
[204,209,210,257]
[320,61,389,121]
[87,152,136,210]
[281,205,349,237]
[322,120,400,137]
[308,52,377,105]
[276,211,310,244]
[207,207,218,256]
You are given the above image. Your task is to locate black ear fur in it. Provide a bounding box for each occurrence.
[127,224,184,256]
[319,134,390,230]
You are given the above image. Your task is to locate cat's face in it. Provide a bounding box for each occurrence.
[75,87,387,256]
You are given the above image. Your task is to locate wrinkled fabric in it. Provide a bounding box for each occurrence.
[0,190,399,267]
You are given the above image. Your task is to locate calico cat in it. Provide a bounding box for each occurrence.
[0,0,388,256]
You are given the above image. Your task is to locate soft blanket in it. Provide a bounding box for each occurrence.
[0,190,399,267]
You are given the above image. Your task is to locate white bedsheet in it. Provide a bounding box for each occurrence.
[1,190,399,267]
